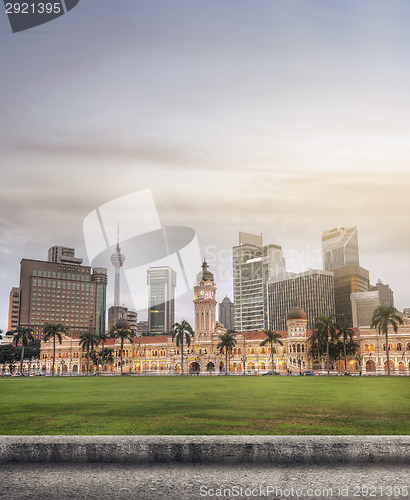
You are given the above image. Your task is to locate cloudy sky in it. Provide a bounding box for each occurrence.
[1,0,410,331]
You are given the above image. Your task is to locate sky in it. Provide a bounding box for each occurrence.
[1,0,410,332]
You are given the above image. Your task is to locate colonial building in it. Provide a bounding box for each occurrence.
[36,261,409,376]
[358,317,410,374]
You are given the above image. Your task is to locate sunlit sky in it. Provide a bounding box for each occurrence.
[1,0,410,331]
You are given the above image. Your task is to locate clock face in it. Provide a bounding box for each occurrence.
[199,289,205,297]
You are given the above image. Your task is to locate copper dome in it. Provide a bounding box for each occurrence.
[287,307,306,320]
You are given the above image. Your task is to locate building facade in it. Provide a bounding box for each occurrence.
[351,291,380,328]
[359,319,410,374]
[18,247,107,339]
[136,321,149,336]
[268,269,335,331]
[7,287,20,332]
[219,296,234,331]
[369,280,394,307]
[147,266,176,335]
[332,264,370,325]
[233,232,286,332]
[321,226,359,271]
[321,226,370,325]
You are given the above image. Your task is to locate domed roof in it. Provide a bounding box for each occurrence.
[287,307,306,320]
[115,319,131,330]
[196,259,214,282]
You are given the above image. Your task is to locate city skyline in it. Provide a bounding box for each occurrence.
[1,1,410,330]
[1,225,406,336]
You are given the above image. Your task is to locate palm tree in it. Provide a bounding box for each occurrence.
[217,332,237,375]
[101,347,114,373]
[260,330,283,375]
[111,327,134,375]
[335,320,355,375]
[371,306,403,376]
[12,326,34,375]
[313,314,337,374]
[172,320,194,375]
[97,331,110,351]
[43,323,66,376]
[79,331,98,374]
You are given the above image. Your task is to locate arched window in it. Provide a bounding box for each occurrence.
[397,343,403,352]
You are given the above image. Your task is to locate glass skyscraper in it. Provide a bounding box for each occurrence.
[147,266,176,335]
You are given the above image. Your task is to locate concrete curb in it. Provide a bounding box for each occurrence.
[0,436,409,465]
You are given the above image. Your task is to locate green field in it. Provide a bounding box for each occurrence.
[0,376,409,435]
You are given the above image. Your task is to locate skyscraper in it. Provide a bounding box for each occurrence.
[350,291,380,327]
[351,280,394,327]
[7,287,20,332]
[147,266,176,335]
[219,296,234,331]
[321,226,359,271]
[233,232,286,332]
[48,246,84,266]
[369,279,394,307]
[268,269,335,331]
[321,226,369,325]
[18,247,107,339]
[331,264,370,325]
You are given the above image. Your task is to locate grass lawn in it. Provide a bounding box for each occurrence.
[0,376,409,435]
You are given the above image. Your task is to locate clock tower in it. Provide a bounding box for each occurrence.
[194,260,217,340]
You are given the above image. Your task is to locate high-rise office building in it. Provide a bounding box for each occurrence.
[351,280,394,327]
[48,246,83,266]
[219,296,234,331]
[332,264,369,325]
[321,226,359,271]
[369,280,394,307]
[147,266,176,335]
[268,269,335,331]
[350,291,380,327]
[108,305,128,331]
[233,232,286,332]
[18,247,107,339]
[108,306,138,332]
[136,321,149,336]
[321,226,369,325]
[7,287,20,332]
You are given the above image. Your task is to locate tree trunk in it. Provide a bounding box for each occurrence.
[52,337,56,376]
[180,337,184,376]
[326,339,330,375]
[385,330,390,376]
[343,338,347,375]
[271,343,274,375]
[20,345,25,375]
[225,350,228,375]
[120,341,123,375]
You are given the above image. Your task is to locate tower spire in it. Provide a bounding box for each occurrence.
[110,223,125,308]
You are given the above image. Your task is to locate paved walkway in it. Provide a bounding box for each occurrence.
[1,463,408,500]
